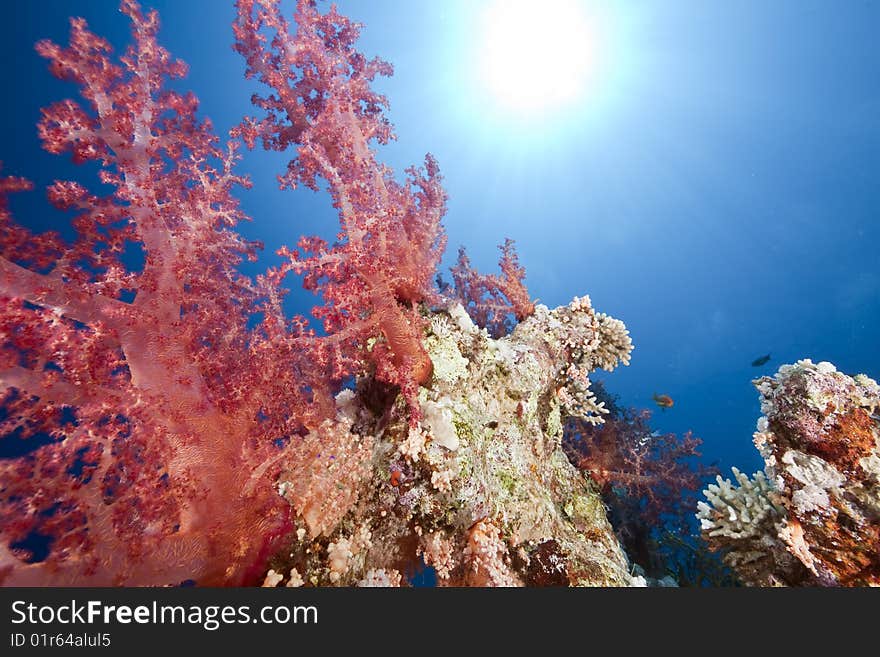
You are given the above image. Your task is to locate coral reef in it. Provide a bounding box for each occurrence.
[697,360,880,586]
[264,299,637,586]
[0,0,644,586]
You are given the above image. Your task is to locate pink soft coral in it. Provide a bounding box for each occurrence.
[450,239,535,338]
[0,1,297,585]
[233,0,448,422]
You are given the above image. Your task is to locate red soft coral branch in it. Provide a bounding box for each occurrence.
[0,0,526,587]
[451,238,536,338]
[233,0,447,421]
[564,407,714,526]
[0,2,301,585]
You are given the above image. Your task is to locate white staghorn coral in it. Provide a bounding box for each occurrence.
[697,468,781,540]
[514,296,633,425]
[593,313,633,371]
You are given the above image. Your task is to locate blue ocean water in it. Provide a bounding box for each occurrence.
[1,0,878,482]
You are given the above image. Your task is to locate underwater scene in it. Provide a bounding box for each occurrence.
[0,0,878,587]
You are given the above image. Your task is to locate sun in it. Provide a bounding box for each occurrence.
[479,0,597,115]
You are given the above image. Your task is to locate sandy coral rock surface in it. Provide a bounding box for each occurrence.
[271,300,635,586]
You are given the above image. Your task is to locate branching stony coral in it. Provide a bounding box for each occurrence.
[518,296,632,425]
[698,469,781,541]
[698,360,880,586]
[696,469,798,586]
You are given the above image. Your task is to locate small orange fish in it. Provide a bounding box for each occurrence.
[652,393,674,409]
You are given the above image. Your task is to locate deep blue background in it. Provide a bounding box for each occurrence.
[2,1,879,476]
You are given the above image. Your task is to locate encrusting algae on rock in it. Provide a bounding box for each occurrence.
[267,298,639,586]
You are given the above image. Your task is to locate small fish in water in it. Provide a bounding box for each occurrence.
[751,353,771,367]
[652,393,674,409]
